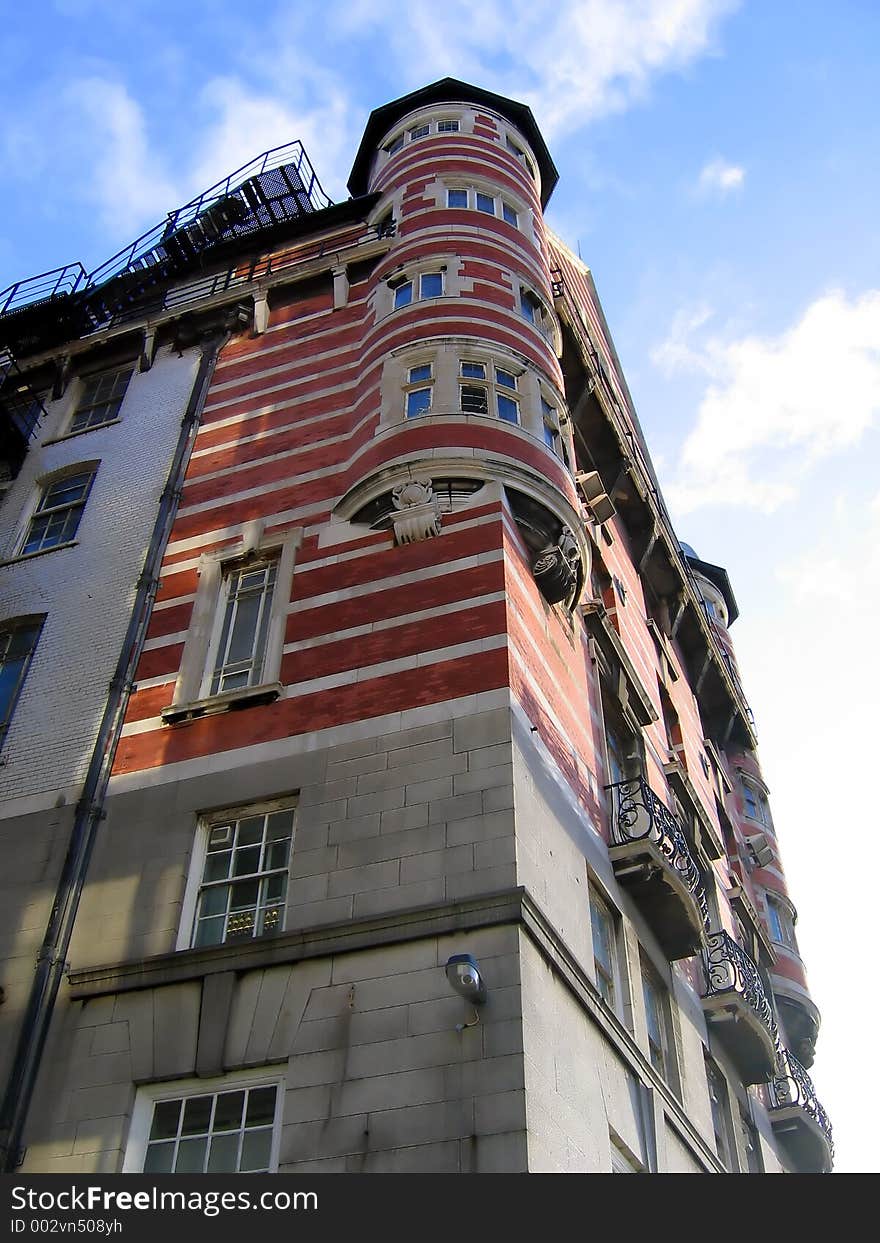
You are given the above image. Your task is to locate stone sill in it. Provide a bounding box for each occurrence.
[161,681,283,724]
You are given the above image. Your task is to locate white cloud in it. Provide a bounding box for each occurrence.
[1,1,742,266]
[654,290,880,511]
[338,0,740,138]
[697,156,745,194]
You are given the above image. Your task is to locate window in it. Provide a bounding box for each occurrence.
[502,203,519,226]
[127,1077,281,1174]
[520,288,544,327]
[409,124,429,140]
[459,361,520,423]
[437,118,459,133]
[447,188,469,208]
[191,802,295,947]
[69,368,132,433]
[0,618,43,743]
[20,467,96,556]
[506,135,536,178]
[205,559,277,696]
[765,893,798,951]
[385,133,404,154]
[741,777,771,827]
[405,363,433,418]
[392,271,442,309]
[476,192,496,215]
[705,1056,736,1169]
[641,963,674,1082]
[590,889,620,1010]
[740,1105,763,1173]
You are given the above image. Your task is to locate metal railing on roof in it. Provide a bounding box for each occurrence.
[0,141,333,325]
[0,263,87,318]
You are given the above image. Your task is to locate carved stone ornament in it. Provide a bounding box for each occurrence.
[391,477,442,545]
[532,528,581,605]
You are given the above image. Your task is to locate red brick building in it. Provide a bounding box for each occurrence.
[0,79,830,1173]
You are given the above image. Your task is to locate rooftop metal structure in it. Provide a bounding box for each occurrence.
[0,140,332,350]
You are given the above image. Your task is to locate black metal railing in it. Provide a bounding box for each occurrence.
[704,929,780,1046]
[0,140,333,334]
[0,263,86,319]
[605,776,709,929]
[768,1048,834,1159]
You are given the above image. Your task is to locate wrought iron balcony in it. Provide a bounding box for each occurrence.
[768,1048,833,1172]
[702,928,781,1084]
[605,777,709,960]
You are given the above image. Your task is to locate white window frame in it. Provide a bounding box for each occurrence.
[67,367,133,434]
[459,360,521,424]
[17,464,97,557]
[640,960,678,1088]
[169,525,300,713]
[443,186,522,230]
[404,362,434,419]
[589,886,623,1015]
[0,615,44,743]
[201,558,278,698]
[123,1068,284,1174]
[389,269,445,311]
[765,892,798,951]
[178,795,297,951]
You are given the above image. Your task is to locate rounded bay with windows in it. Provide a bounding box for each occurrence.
[341,78,589,608]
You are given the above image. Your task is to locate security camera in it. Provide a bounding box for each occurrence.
[445,954,487,1005]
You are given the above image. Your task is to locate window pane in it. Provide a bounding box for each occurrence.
[408,364,432,383]
[198,886,226,917]
[207,1132,240,1173]
[213,1091,245,1132]
[460,362,485,379]
[409,124,429,139]
[240,1129,272,1172]
[447,189,468,208]
[0,622,41,734]
[229,880,259,910]
[520,293,535,322]
[266,810,294,841]
[236,816,264,847]
[437,120,459,133]
[175,1137,207,1173]
[393,282,413,308]
[476,193,495,214]
[194,915,225,947]
[232,845,261,877]
[203,851,231,882]
[386,135,403,154]
[502,203,518,226]
[406,388,432,418]
[150,1099,181,1141]
[461,386,489,414]
[181,1096,212,1135]
[420,272,443,298]
[246,1087,277,1127]
[496,368,517,389]
[591,897,616,1008]
[497,395,519,423]
[143,1142,175,1173]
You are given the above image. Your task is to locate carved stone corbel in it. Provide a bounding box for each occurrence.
[391,478,441,545]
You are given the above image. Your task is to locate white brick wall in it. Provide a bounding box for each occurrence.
[0,347,200,801]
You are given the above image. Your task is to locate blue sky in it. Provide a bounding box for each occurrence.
[2,1,878,1172]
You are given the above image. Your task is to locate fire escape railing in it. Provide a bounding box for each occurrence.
[605,776,709,930]
[703,928,781,1051]
[768,1047,834,1159]
[0,263,87,319]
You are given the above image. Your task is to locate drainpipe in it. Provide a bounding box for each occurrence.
[0,328,229,1172]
